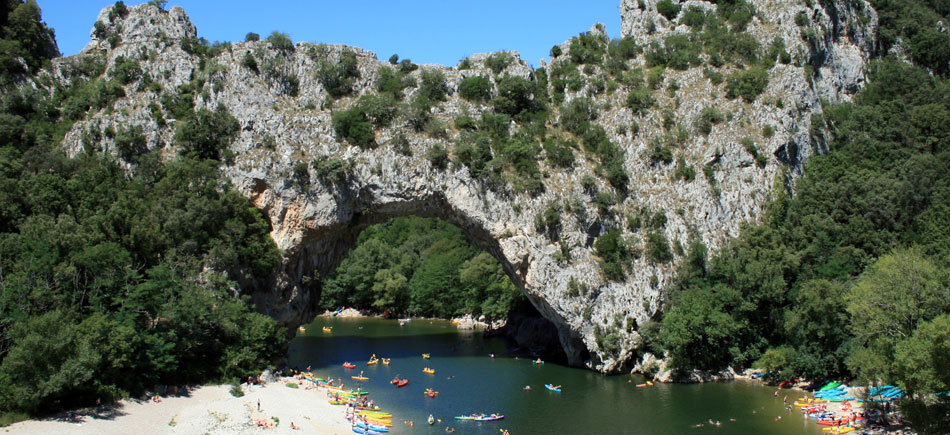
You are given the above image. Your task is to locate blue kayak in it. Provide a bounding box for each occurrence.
[355,421,390,432]
[545,384,561,392]
[352,427,386,435]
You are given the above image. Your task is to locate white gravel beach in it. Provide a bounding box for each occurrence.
[4,378,353,435]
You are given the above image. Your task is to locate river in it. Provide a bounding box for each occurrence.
[289,316,823,434]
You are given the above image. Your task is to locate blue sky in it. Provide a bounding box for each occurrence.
[36,1,622,67]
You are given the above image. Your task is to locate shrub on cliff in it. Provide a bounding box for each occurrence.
[458,76,492,102]
[318,51,360,98]
[174,105,240,161]
[725,67,768,102]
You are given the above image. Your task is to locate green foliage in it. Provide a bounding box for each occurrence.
[647,35,702,70]
[312,156,352,183]
[595,229,628,281]
[647,141,673,165]
[694,106,725,135]
[241,52,258,73]
[419,68,449,102]
[265,31,293,51]
[674,157,696,181]
[427,143,448,170]
[0,0,57,82]
[458,76,492,102]
[115,125,146,162]
[173,105,240,161]
[681,6,707,28]
[534,202,561,240]
[493,75,536,117]
[656,0,681,20]
[375,66,412,99]
[484,52,514,74]
[332,105,375,149]
[874,0,950,76]
[244,32,259,42]
[317,51,360,98]
[111,56,141,85]
[568,30,608,65]
[646,229,673,263]
[320,217,522,318]
[626,87,654,114]
[725,67,769,102]
[542,136,576,168]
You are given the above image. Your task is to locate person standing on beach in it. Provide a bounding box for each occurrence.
[257,399,261,411]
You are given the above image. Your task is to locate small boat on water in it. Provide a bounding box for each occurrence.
[343,362,356,369]
[545,384,562,392]
[533,359,544,365]
[367,359,379,365]
[427,414,435,425]
[298,326,306,332]
[422,353,431,359]
[322,326,332,333]
[390,377,409,387]
[424,388,439,398]
[352,371,369,381]
[454,414,504,421]
[423,367,435,374]
[381,358,390,365]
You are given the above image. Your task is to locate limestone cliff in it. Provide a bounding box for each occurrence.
[44,0,877,372]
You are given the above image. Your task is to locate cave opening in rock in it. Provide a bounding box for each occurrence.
[302,213,569,362]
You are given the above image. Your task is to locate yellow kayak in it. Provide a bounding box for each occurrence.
[382,358,390,365]
[423,367,435,374]
[322,326,332,333]
[367,359,379,365]
[352,376,369,381]
[422,353,431,359]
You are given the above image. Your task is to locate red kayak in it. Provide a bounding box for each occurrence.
[397,379,409,387]
[342,362,356,369]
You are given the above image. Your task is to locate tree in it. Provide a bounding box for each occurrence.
[244,32,259,42]
[173,106,240,161]
[660,287,738,371]
[458,76,492,102]
[847,248,949,384]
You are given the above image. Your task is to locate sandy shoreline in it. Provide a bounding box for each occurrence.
[4,378,352,435]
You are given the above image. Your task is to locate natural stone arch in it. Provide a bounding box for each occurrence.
[238,162,595,367]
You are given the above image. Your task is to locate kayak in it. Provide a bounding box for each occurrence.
[351,427,386,435]
[355,421,390,432]
[322,326,332,333]
[367,359,379,365]
[397,379,408,387]
[424,389,439,398]
[343,363,356,369]
[533,360,544,365]
[819,381,842,391]
[455,414,504,421]
[382,358,390,365]
[358,411,392,418]
[422,353,431,359]
[352,376,369,381]
[545,384,561,392]
[423,367,435,374]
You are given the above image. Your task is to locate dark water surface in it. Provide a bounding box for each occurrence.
[289,317,822,435]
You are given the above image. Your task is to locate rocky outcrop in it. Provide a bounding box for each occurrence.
[45,1,878,372]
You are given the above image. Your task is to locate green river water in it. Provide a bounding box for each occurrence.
[289,317,825,435]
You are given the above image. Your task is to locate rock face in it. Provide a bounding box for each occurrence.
[48,1,877,372]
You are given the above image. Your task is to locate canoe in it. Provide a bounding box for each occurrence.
[358,411,393,418]
[367,359,379,365]
[636,383,647,388]
[322,326,332,333]
[545,384,561,392]
[352,376,369,381]
[422,353,431,359]
[390,378,400,385]
[329,399,348,405]
[382,358,390,365]
[397,379,408,387]
[298,326,306,332]
[533,360,544,365]
[343,363,356,369]
[423,367,435,374]
[355,421,390,432]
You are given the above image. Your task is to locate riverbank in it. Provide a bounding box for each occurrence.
[5,377,352,434]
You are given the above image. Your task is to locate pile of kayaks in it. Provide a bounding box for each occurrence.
[814,383,856,402]
[867,385,904,401]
